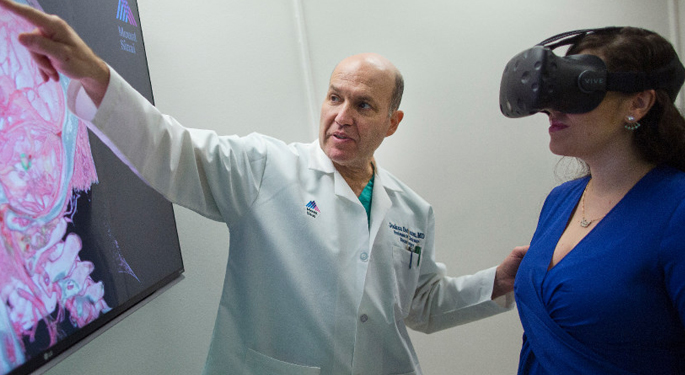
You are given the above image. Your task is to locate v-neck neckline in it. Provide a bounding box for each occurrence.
[546,167,658,272]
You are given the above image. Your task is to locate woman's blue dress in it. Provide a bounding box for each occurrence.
[515,165,685,374]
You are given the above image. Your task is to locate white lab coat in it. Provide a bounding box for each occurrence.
[68,69,512,375]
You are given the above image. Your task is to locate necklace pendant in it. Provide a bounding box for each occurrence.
[580,218,592,228]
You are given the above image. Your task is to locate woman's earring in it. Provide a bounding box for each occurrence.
[625,115,641,131]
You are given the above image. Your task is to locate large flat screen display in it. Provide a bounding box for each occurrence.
[0,1,184,373]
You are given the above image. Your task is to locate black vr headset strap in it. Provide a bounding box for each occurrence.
[607,56,685,100]
[607,71,648,92]
[538,30,586,48]
[541,27,685,101]
[538,27,622,50]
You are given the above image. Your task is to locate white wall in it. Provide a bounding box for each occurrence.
[45,0,683,374]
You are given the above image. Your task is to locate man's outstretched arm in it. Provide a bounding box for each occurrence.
[0,0,109,106]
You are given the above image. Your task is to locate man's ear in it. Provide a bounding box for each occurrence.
[386,110,404,137]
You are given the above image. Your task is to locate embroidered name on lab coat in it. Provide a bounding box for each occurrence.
[388,222,424,246]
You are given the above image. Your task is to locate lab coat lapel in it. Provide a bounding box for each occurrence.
[308,140,335,174]
[308,141,396,242]
[308,140,376,203]
[369,170,392,247]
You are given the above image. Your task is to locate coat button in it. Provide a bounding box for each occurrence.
[360,314,368,323]
[360,252,369,262]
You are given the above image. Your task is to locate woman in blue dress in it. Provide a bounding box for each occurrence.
[511,27,685,374]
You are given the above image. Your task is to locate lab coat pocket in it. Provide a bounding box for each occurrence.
[392,245,421,318]
[246,348,321,375]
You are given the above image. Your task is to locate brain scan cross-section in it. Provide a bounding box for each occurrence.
[0,4,120,372]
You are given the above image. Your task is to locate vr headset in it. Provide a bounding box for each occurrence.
[499,27,685,118]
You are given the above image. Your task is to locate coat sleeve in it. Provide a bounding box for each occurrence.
[67,67,267,225]
[404,208,513,333]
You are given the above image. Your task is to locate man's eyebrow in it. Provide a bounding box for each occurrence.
[328,85,377,104]
[328,85,349,96]
[356,94,376,104]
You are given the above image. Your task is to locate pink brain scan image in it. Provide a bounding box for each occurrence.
[0,2,126,372]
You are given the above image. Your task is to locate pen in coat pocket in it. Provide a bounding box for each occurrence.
[408,245,422,269]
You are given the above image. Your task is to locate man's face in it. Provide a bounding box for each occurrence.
[319,55,402,172]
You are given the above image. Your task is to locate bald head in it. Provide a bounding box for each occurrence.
[331,53,404,114]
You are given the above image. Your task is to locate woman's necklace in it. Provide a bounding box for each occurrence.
[579,180,604,228]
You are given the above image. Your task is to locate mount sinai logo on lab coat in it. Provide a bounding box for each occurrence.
[306,200,320,218]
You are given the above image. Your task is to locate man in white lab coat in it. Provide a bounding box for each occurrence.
[1,1,527,374]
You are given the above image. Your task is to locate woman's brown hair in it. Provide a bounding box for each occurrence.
[568,27,685,171]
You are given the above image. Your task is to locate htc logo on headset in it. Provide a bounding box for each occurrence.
[579,72,605,92]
